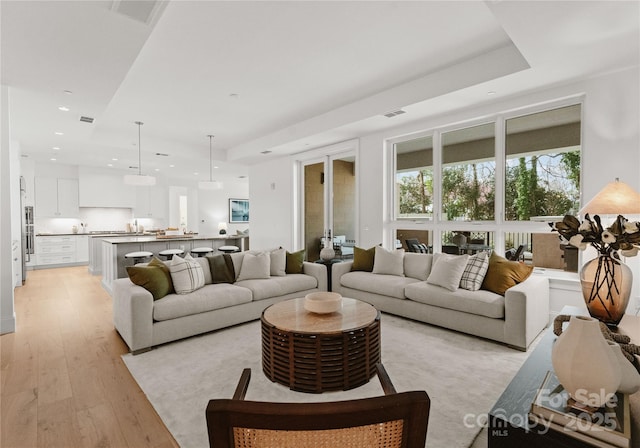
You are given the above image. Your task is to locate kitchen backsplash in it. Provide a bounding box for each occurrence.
[35,208,164,234]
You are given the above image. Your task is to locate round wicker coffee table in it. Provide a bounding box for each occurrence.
[261,297,381,393]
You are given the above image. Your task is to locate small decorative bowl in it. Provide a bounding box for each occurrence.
[304,292,342,314]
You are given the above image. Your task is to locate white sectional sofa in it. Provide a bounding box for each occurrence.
[113,251,326,354]
[332,252,549,350]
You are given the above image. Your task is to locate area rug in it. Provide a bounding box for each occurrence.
[122,314,534,448]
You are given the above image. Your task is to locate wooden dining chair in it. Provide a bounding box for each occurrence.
[206,363,430,448]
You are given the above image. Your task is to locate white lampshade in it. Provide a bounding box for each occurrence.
[218,222,228,231]
[124,174,156,186]
[579,178,640,215]
[198,180,223,190]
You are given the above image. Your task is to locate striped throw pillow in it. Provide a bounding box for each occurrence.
[459,251,490,291]
[169,254,205,294]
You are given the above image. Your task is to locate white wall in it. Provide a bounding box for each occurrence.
[1,85,17,333]
[248,158,295,250]
[196,181,250,236]
[249,66,640,311]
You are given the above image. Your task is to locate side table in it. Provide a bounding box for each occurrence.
[261,297,381,393]
[314,258,342,291]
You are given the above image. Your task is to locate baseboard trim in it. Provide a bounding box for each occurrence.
[0,313,16,334]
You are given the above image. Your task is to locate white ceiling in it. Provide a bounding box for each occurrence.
[2,1,638,184]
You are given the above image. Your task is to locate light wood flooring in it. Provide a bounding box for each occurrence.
[1,266,179,448]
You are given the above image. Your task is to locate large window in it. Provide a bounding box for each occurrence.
[395,135,433,220]
[442,123,495,221]
[505,104,581,220]
[391,101,582,271]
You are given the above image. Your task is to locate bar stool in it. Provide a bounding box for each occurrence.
[124,250,153,265]
[191,247,214,257]
[158,248,184,260]
[218,245,240,254]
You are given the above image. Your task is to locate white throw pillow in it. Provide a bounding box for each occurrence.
[269,248,286,277]
[237,252,271,281]
[459,251,490,291]
[169,254,205,294]
[404,253,433,281]
[372,246,405,276]
[427,253,470,291]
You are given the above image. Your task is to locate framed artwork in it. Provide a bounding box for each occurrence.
[229,199,249,223]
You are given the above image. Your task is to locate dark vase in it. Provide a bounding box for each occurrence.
[580,254,632,326]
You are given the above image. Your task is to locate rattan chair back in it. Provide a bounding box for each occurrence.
[206,364,430,448]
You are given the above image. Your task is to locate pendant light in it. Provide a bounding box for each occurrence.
[124,121,156,186]
[199,134,223,190]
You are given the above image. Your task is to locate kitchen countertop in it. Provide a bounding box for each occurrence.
[101,234,247,244]
[37,232,140,237]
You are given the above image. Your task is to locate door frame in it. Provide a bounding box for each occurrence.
[295,139,359,256]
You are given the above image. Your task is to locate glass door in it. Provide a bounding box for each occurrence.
[301,152,356,261]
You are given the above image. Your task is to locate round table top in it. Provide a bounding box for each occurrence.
[262,297,378,334]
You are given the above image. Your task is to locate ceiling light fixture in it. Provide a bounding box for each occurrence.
[124,121,156,186]
[54,131,64,135]
[199,135,223,190]
[58,106,70,112]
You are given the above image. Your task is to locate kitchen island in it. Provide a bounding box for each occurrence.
[100,234,248,295]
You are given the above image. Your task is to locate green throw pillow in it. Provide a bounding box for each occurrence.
[149,256,174,292]
[285,249,305,274]
[352,246,376,272]
[206,254,236,284]
[127,259,174,300]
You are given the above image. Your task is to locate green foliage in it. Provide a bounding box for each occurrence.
[442,163,494,221]
[560,151,580,189]
[398,169,433,215]
[398,151,580,221]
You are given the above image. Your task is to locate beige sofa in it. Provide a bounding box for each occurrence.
[332,253,549,350]
[113,252,327,354]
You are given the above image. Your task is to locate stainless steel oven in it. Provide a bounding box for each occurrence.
[20,176,34,284]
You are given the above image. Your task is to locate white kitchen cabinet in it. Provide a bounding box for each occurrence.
[75,235,89,263]
[34,235,90,267]
[134,185,166,219]
[35,235,76,266]
[34,177,79,218]
[78,169,136,208]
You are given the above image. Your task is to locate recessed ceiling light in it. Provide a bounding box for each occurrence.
[112,158,118,161]
[169,165,175,168]
[52,146,60,150]
[58,106,70,112]
[487,91,497,96]
[154,168,160,172]
[194,172,199,176]
[54,131,64,135]
[214,166,219,169]
[107,163,113,167]
[50,158,57,161]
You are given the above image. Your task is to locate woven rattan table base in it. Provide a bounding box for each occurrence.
[261,299,381,393]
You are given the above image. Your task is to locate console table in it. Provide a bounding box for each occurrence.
[489,306,639,447]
